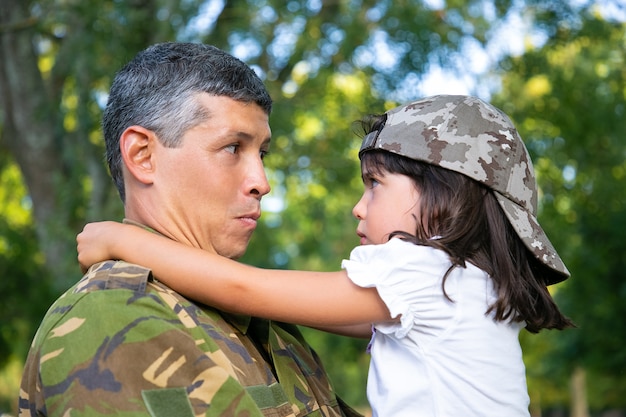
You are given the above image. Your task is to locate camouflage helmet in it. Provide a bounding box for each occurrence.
[359,95,569,284]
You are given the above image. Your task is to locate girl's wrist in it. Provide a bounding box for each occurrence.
[109,222,127,259]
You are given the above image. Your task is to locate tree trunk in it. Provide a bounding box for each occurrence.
[570,366,590,417]
[0,0,77,291]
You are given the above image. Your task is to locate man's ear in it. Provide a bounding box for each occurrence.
[120,126,158,185]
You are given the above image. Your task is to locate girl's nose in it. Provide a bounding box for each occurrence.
[352,193,366,220]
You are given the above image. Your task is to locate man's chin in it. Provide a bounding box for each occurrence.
[219,243,249,261]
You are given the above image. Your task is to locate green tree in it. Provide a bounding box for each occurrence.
[493,8,626,414]
[1,0,551,289]
[0,0,209,293]
[0,158,55,365]
[1,0,623,414]
[0,1,206,412]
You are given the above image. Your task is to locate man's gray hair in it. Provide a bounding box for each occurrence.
[103,42,272,202]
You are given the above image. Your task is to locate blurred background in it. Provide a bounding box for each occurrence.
[1,0,625,415]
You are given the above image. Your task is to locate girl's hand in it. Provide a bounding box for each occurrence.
[76,221,122,273]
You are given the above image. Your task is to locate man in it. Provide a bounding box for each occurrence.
[18,42,360,417]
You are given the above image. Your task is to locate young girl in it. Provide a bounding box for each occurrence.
[78,95,573,417]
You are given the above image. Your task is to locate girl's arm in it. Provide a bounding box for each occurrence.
[77,222,392,336]
[313,323,374,338]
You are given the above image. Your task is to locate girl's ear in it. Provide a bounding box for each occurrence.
[120,126,157,185]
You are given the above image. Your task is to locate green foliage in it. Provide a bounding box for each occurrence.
[0,219,55,414]
[493,9,626,410]
[0,159,55,377]
[2,0,626,414]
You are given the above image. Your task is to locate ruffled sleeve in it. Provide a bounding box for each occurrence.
[341,238,452,339]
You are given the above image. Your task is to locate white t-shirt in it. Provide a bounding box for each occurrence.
[341,238,530,417]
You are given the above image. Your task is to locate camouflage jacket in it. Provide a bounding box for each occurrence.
[18,261,362,417]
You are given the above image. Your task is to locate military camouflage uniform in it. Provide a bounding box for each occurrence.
[19,260,361,417]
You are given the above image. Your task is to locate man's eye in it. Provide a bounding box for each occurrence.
[225,144,239,154]
[260,149,270,160]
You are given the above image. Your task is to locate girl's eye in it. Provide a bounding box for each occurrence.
[260,149,270,160]
[364,176,380,188]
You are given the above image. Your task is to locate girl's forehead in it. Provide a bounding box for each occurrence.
[361,157,387,176]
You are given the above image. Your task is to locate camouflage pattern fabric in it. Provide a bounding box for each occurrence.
[359,94,569,284]
[19,261,361,417]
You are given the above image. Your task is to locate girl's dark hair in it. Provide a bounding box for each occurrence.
[357,114,574,333]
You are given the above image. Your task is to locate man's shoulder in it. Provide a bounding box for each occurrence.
[74,261,236,334]
[75,260,153,294]
[28,262,161,344]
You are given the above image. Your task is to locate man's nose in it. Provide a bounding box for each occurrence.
[248,159,271,198]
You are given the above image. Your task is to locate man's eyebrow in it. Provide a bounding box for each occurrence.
[226,131,272,148]
[223,130,270,141]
